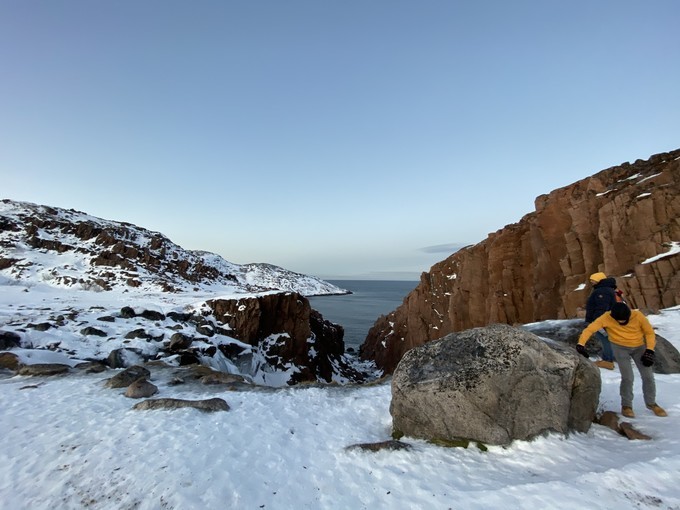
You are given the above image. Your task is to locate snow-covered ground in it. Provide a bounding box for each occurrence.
[2,281,680,509]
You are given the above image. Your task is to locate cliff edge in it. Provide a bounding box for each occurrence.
[361,148,680,373]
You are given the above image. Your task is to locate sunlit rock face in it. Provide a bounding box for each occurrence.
[362,148,680,374]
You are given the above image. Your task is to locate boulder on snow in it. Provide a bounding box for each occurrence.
[105,365,151,388]
[125,378,159,398]
[0,351,20,370]
[390,324,600,446]
[107,348,145,369]
[169,332,194,350]
[0,330,21,350]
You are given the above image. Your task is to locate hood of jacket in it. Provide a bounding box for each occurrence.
[594,277,617,289]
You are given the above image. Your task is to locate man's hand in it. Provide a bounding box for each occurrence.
[641,349,655,367]
[576,344,589,358]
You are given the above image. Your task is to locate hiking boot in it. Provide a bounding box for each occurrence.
[621,406,635,418]
[595,360,615,370]
[647,404,667,417]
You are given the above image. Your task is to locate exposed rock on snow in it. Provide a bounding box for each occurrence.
[132,397,230,412]
[390,324,600,445]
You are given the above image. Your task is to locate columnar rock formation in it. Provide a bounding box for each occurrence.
[362,149,680,373]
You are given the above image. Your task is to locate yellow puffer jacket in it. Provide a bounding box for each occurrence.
[578,309,656,350]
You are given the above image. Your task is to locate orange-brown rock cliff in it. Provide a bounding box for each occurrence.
[361,149,680,373]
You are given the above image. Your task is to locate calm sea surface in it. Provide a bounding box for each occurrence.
[308,280,418,350]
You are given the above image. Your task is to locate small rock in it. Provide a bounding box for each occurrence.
[75,361,107,373]
[169,333,194,350]
[0,331,21,350]
[18,363,70,376]
[105,365,151,388]
[125,378,159,398]
[619,422,652,440]
[140,310,165,321]
[27,322,52,331]
[120,306,137,318]
[132,397,230,412]
[200,372,246,385]
[0,352,20,370]
[80,326,107,337]
[596,411,620,432]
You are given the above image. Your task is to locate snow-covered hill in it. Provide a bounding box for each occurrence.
[0,199,347,296]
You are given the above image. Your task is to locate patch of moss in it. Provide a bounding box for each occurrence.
[428,437,488,451]
[391,428,404,440]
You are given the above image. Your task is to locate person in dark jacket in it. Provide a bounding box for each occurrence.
[585,272,617,369]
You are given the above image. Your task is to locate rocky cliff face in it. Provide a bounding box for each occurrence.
[204,292,357,384]
[362,148,680,373]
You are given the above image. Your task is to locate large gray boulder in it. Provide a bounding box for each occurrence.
[390,324,600,446]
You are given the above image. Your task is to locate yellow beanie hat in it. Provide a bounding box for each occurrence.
[589,272,607,283]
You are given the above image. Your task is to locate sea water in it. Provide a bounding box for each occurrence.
[308,280,417,351]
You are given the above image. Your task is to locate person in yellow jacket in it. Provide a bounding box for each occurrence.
[577,302,667,418]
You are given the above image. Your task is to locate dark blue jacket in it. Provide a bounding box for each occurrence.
[585,277,617,323]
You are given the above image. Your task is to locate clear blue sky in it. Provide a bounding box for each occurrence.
[2,1,678,280]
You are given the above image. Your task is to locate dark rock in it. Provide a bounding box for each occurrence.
[0,331,21,350]
[27,322,52,331]
[167,311,192,322]
[75,361,107,373]
[195,323,215,337]
[200,372,247,385]
[105,365,151,388]
[18,363,70,376]
[120,306,137,318]
[97,316,116,322]
[169,333,194,350]
[139,310,165,321]
[178,352,200,366]
[80,326,107,337]
[218,343,248,358]
[132,397,230,412]
[125,328,153,340]
[107,348,145,368]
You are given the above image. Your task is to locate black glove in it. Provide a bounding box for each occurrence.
[576,344,589,358]
[641,349,655,367]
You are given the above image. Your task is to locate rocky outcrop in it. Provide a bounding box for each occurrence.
[205,293,363,384]
[0,199,347,296]
[390,325,600,445]
[0,292,370,387]
[363,149,680,373]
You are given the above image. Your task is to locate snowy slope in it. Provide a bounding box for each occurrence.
[1,291,679,509]
[0,199,347,296]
